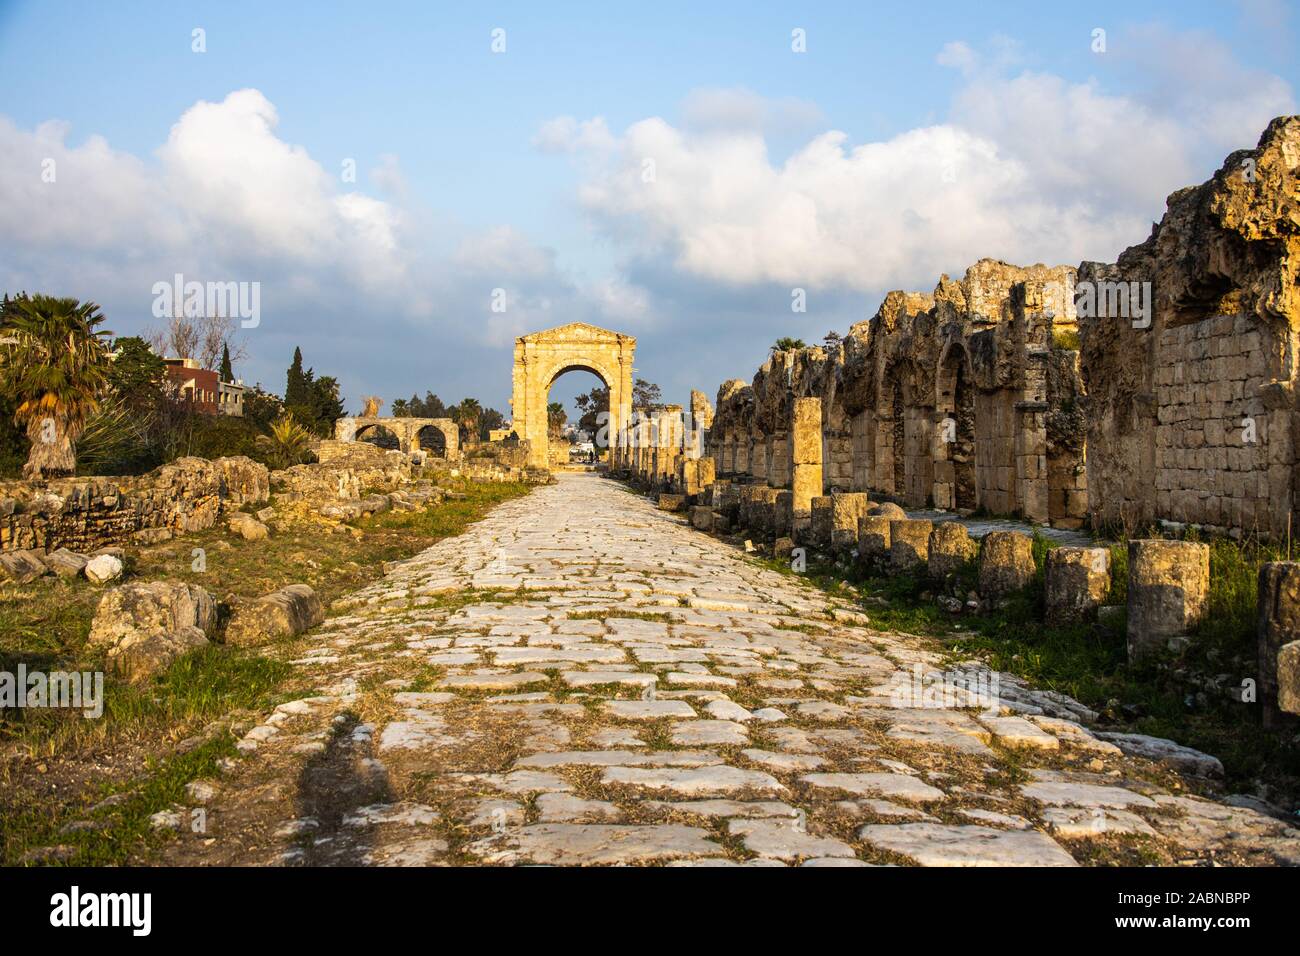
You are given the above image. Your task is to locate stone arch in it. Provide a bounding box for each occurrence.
[935,341,976,511]
[511,323,635,469]
[355,422,400,450]
[878,358,932,506]
[415,423,450,457]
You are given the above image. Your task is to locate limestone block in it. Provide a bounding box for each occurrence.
[1127,539,1209,660]
[225,584,325,648]
[1044,547,1111,625]
[1257,561,1300,719]
[773,491,793,538]
[791,398,823,465]
[1279,641,1300,715]
[810,497,834,547]
[858,517,892,562]
[890,519,932,571]
[928,523,976,579]
[88,581,216,683]
[0,548,48,584]
[869,502,906,520]
[979,532,1035,601]
[791,464,822,513]
[657,494,686,512]
[690,506,713,531]
[831,493,872,545]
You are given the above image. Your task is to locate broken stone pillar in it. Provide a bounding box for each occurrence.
[890,519,932,571]
[790,398,823,539]
[810,496,834,548]
[831,493,872,552]
[979,531,1036,601]
[858,516,892,563]
[688,389,713,458]
[928,522,977,579]
[1127,539,1209,661]
[1257,561,1300,723]
[773,490,793,538]
[1044,547,1111,626]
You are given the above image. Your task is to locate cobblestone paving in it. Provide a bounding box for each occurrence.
[166,475,1300,867]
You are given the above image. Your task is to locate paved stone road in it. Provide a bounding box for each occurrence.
[167,474,1300,866]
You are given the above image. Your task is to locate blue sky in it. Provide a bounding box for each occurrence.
[1,0,1296,416]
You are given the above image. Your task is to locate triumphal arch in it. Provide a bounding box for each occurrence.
[510,323,635,468]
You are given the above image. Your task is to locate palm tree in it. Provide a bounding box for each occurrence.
[547,401,567,439]
[261,413,314,469]
[453,397,483,445]
[0,295,112,478]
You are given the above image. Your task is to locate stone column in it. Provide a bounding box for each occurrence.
[791,398,823,538]
[1127,540,1209,661]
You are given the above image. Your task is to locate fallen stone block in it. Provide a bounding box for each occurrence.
[857,516,891,562]
[224,584,325,647]
[42,547,89,579]
[83,553,124,585]
[657,493,686,512]
[228,512,270,541]
[689,505,713,530]
[1258,561,1300,722]
[0,548,49,584]
[88,581,216,682]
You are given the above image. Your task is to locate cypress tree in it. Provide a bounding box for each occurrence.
[285,347,306,408]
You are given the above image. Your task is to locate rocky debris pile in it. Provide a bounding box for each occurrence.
[0,546,124,585]
[0,456,268,555]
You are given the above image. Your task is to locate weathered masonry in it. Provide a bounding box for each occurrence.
[629,116,1300,540]
[1079,116,1300,540]
[334,416,460,459]
[703,260,1087,527]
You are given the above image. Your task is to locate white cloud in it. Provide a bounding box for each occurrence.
[542,34,1294,294]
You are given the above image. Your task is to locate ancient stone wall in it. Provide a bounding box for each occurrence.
[1079,116,1300,538]
[691,260,1087,528]
[0,456,269,553]
[627,117,1297,540]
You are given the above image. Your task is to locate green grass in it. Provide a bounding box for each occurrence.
[1,474,535,864]
[3,735,238,866]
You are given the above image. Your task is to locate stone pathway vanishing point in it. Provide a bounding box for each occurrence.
[162,474,1300,867]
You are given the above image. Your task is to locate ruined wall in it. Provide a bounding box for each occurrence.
[0,456,269,553]
[638,116,1298,539]
[1079,115,1300,538]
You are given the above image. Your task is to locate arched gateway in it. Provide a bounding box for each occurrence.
[511,323,635,469]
